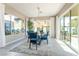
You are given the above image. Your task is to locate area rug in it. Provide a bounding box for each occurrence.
[10,39,58,56]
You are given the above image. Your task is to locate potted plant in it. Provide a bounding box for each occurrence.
[27,19,33,31]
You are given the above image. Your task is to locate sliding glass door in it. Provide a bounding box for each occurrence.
[71,5,79,52]
[60,4,79,52]
[60,17,64,40]
[4,14,25,43]
[64,12,71,45]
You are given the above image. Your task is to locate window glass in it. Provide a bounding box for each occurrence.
[60,17,64,40]
[64,11,71,44]
[71,5,79,52]
[4,14,25,43]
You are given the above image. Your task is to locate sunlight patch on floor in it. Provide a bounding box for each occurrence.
[56,39,77,55]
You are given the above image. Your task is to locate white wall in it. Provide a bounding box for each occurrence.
[0,4,6,47]
[25,17,29,36]
[49,17,55,38]
[56,16,60,39]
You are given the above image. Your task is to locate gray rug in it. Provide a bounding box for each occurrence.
[10,40,58,56]
[10,38,77,56]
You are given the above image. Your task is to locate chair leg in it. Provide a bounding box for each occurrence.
[36,42,37,50]
[39,40,41,45]
[47,40,48,44]
[29,41,31,49]
[27,38,29,42]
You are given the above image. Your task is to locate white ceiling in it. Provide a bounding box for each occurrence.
[6,3,65,17]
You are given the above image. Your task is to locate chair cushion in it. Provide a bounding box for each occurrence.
[28,32,37,38]
[30,40,37,44]
[41,34,48,40]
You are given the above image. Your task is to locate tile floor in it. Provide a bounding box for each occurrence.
[0,37,78,56]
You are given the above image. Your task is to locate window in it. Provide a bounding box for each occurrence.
[60,4,79,52]
[4,14,25,43]
[60,17,64,40]
[71,5,79,52]
[64,12,71,45]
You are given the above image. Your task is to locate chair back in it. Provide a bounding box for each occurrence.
[28,32,37,39]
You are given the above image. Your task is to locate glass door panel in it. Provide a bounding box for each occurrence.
[71,17,78,51]
[60,17,64,40]
[70,5,79,52]
[64,12,71,45]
